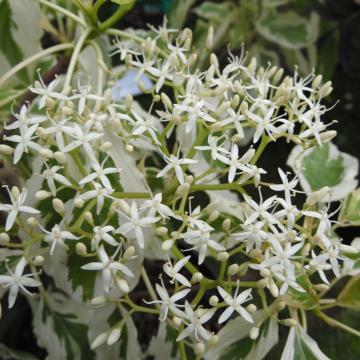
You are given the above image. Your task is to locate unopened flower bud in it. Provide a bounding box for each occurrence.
[91,332,107,350]
[11,186,20,200]
[34,255,45,266]
[176,182,190,196]
[161,239,174,251]
[185,175,194,184]
[222,218,231,232]
[208,210,220,223]
[340,244,359,254]
[208,335,219,347]
[247,57,257,74]
[117,199,130,215]
[191,272,203,283]
[209,295,219,307]
[39,148,54,159]
[246,304,257,313]
[249,327,259,340]
[171,231,180,239]
[273,68,284,84]
[107,328,122,346]
[0,232,10,245]
[76,242,87,256]
[117,279,130,293]
[269,278,279,297]
[27,217,38,227]
[125,94,133,112]
[84,211,93,224]
[231,94,240,109]
[313,283,330,292]
[206,26,214,49]
[155,227,168,237]
[172,316,182,327]
[217,251,229,262]
[320,130,337,143]
[99,141,112,152]
[312,74,322,88]
[74,198,84,208]
[305,186,330,205]
[257,278,268,289]
[125,144,134,152]
[238,263,248,276]
[91,296,106,306]
[280,318,297,327]
[319,81,333,97]
[301,243,311,257]
[123,246,136,259]
[35,190,51,200]
[260,268,271,278]
[227,263,239,276]
[0,144,14,155]
[52,198,65,215]
[195,342,205,355]
[161,93,173,110]
[276,300,286,312]
[54,151,67,164]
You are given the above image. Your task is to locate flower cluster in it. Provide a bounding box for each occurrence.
[0,20,358,358]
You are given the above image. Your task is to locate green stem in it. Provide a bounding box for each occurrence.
[37,0,86,26]
[0,43,73,88]
[98,1,135,32]
[62,29,90,93]
[316,311,360,338]
[113,192,150,199]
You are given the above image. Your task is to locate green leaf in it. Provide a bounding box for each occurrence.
[256,10,310,49]
[0,0,26,81]
[67,242,97,302]
[339,188,360,226]
[287,143,358,201]
[281,327,330,360]
[111,0,135,4]
[216,317,279,360]
[302,144,343,190]
[31,295,95,360]
[193,1,234,24]
[148,323,179,359]
[337,275,360,309]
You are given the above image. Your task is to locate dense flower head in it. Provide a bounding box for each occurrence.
[0,19,358,358]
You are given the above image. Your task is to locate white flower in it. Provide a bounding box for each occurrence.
[79,157,120,190]
[156,154,197,184]
[176,302,215,342]
[182,228,225,265]
[5,104,47,130]
[232,221,268,253]
[195,135,229,161]
[243,191,278,225]
[217,285,253,324]
[131,108,161,144]
[117,202,159,248]
[4,124,42,164]
[63,123,103,155]
[0,257,41,308]
[29,74,67,109]
[41,165,72,196]
[71,80,104,115]
[43,117,73,151]
[91,225,118,250]
[78,182,114,214]
[0,186,40,231]
[146,280,190,321]
[81,245,134,293]
[42,224,79,255]
[270,168,299,205]
[140,193,175,219]
[163,256,191,287]
[247,107,282,143]
[307,251,332,284]
[218,144,254,183]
